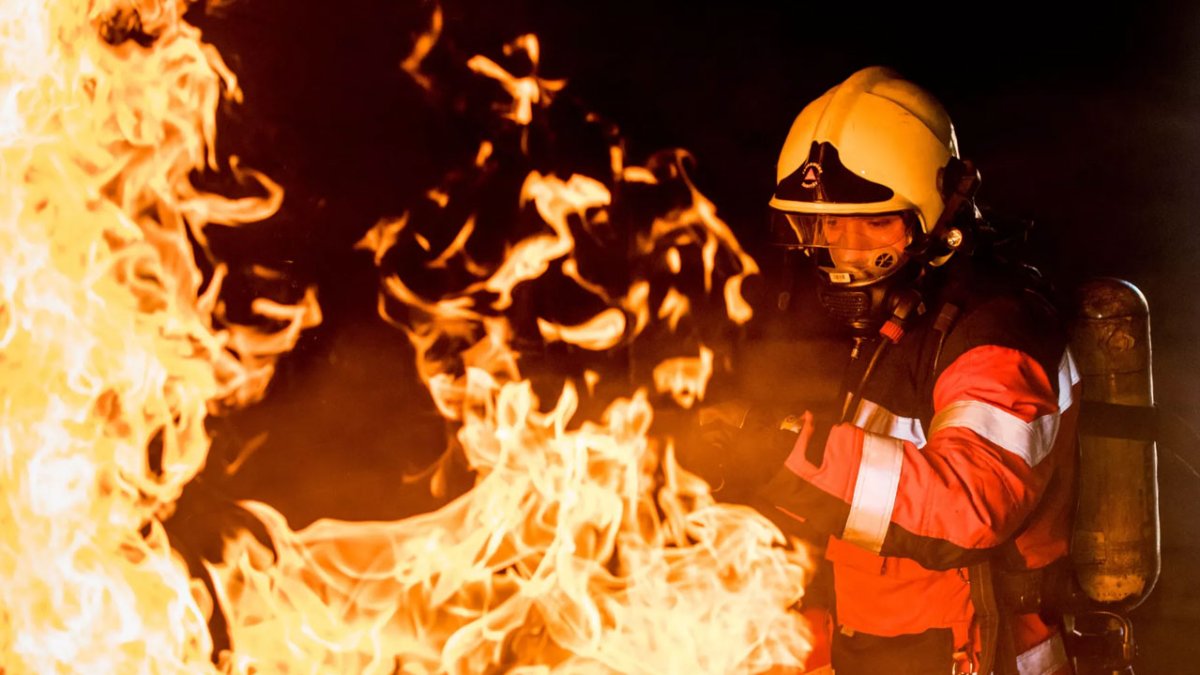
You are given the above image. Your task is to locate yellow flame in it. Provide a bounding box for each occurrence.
[666,246,682,274]
[561,258,613,302]
[210,378,811,672]
[622,166,658,184]
[355,214,409,266]
[583,369,601,396]
[466,35,564,127]
[640,150,759,326]
[657,287,691,332]
[623,280,652,340]
[400,5,442,91]
[477,172,609,310]
[653,346,715,410]
[6,3,810,669]
[217,171,810,672]
[0,0,315,669]
[474,140,493,167]
[427,187,450,207]
[279,33,809,669]
[537,308,627,351]
[429,214,476,269]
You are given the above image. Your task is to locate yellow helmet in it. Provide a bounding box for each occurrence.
[768,67,975,332]
[769,66,959,233]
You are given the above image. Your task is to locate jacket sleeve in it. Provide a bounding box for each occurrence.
[755,341,1077,571]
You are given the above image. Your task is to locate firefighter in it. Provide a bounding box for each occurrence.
[708,66,1081,674]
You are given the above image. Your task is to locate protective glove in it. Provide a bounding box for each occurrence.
[748,409,846,545]
[696,399,754,453]
[682,398,809,503]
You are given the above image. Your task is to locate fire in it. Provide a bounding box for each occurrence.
[0,0,312,670]
[467,34,564,128]
[658,287,691,331]
[654,346,715,410]
[4,2,812,672]
[208,33,811,672]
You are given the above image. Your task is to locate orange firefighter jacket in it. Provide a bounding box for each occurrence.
[757,266,1079,675]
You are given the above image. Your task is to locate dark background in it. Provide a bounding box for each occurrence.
[179,0,1200,670]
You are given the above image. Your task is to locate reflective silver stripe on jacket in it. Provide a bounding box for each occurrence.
[1057,349,1080,411]
[1016,633,1068,675]
[847,397,928,448]
[927,351,1080,468]
[842,432,904,554]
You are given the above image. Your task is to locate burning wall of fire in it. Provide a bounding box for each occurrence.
[0,0,813,671]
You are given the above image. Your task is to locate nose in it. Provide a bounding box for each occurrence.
[842,223,873,250]
[840,224,876,261]
[830,243,872,271]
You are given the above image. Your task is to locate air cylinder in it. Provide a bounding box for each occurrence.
[1069,278,1160,608]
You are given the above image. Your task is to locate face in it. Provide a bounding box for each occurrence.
[820,213,910,281]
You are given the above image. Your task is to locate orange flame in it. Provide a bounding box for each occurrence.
[1,0,315,669]
[658,286,691,331]
[638,150,760,326]
[208,33,811,673]
[467,34,565,127]
[6,4,811,670]
[538,308,628,351]
[653,346,715,410]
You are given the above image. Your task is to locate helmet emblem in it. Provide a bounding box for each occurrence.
[800,162,822,189]
[873,252,896,269]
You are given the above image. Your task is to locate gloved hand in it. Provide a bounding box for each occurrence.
[748,409,846,545]
[676,398,808,502]
[790,408,836,468]
[696,399,754,453]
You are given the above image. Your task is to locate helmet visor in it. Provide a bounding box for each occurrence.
[769,211,916,284]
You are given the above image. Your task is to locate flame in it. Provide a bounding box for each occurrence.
[467,34,565,127]
[658,287,691,331]
[207,33,811,674]
[5,3,811,671]
[428,214,476,270]
[538,308,627,351]
[356,214,410,266]
[653,346,715,410]
[211,383,809,672]
[583,369,601,396]
[666,246,683,274]
[480,172,610,311]
[0,0,314,669]
[400,5,442,92]
[638,150,760,327]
